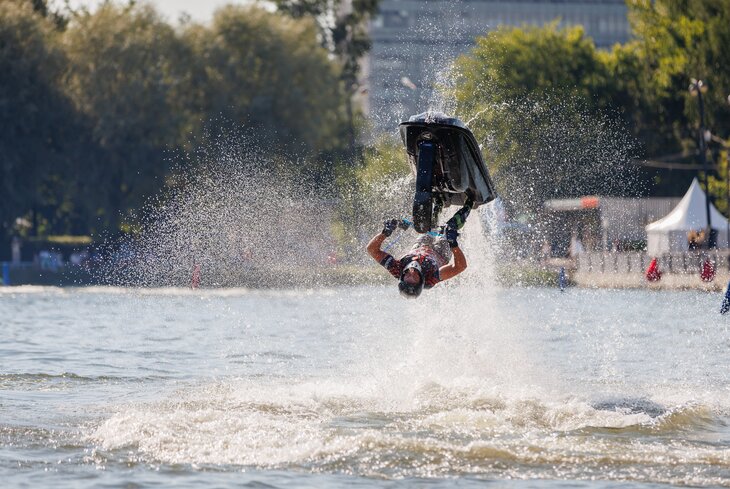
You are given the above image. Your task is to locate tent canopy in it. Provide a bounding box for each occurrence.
[645,178,729,253]
[646,178,727,232]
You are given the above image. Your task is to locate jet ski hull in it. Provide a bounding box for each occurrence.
[399,112,497,232]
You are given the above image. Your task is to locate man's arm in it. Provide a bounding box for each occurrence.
[438,246,467,281]
[366,232,389,264]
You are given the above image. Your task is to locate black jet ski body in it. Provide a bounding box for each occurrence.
[399,112,497,233]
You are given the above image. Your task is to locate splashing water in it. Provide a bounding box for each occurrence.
[368,0,476,132]
[11,7,724,486]
[5,168,730,486]
[97,141,355,288]
[75,277,730,486]
[69,199,730,486]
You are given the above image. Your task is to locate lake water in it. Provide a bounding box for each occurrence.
[2,283,730,488]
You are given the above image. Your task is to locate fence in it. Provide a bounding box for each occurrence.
[578,251,730,275]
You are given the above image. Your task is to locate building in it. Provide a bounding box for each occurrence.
[366,0,630,133]
[544,196,682,254]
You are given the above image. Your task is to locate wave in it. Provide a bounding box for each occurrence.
[0,372,161,389]
[87,378,730,485]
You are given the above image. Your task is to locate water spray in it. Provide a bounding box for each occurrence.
[383,218,443,253]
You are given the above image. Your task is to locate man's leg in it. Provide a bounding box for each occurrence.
[446,198,473,230]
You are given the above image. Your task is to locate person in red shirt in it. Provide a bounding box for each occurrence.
[366,203,471,298]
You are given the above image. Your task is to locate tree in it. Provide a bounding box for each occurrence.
[62,3,190,231]
[626,0,730,203]
[450,3,730,210]
[273,0,379,158]
[452,23,640,214]
[183,5,348,177]
[0,1,84,245]
[33,0,67,28]
[0,0,356,260]
[454,22,610,113]
[627,0,730,143]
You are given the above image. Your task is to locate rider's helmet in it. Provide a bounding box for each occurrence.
[398,260,424,298]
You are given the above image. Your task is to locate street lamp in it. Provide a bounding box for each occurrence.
[689,78,714,247]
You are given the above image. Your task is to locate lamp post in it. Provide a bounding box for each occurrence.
[689,78,714,247]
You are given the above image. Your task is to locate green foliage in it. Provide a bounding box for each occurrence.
[273,0,378,88]
[188,6,347,157]
[0,1,82,236]
[452,3,730,211]
[7,0,730,258]
[597,41,681,156]
[626,0,730,205]
[453,23,640,213]
[707,148,730,214]
[0,1,349,255]
[622,0,721,154]
[454,22,608,114]
[63,3,188,230]
[357,137,409,183]
[274,0,379,161]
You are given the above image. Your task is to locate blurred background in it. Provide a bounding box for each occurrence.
[2,0,730,286]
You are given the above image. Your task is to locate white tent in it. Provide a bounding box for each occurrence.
[645,178,729,254]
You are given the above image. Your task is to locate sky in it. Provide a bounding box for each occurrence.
[51,0,256,23]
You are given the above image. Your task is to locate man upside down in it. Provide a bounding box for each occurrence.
[366,201,472,298]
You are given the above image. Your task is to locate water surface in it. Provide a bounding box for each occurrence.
[1,285,729,488]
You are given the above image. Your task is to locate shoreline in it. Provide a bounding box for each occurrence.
[573,271,727,291]
[4,259,729,292]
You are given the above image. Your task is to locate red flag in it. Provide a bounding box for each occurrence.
[701,258,715,282]
[645,257,661,282]
[191,264,201,289]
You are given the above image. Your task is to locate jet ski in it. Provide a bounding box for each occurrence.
[399,112,497,233]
